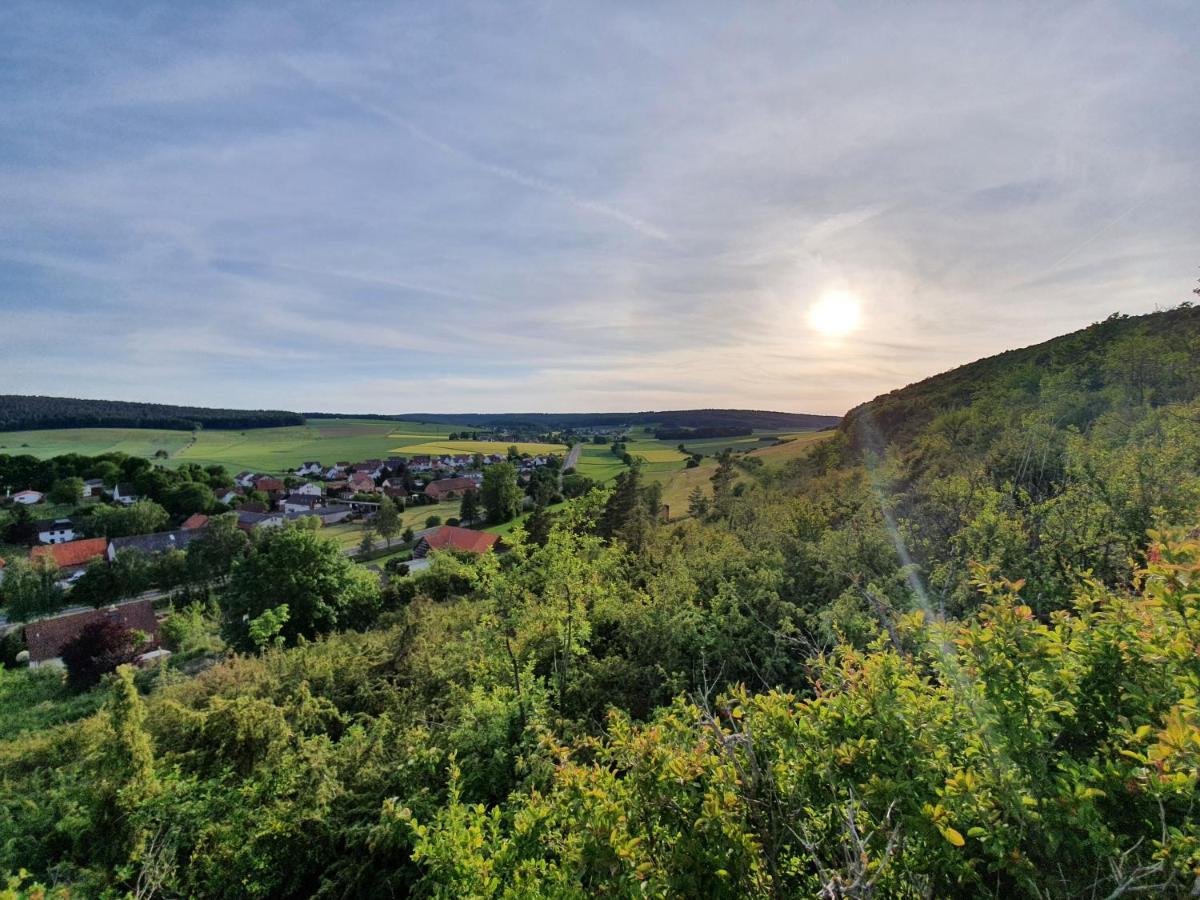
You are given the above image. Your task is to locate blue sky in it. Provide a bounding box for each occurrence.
[2,1,1197,415]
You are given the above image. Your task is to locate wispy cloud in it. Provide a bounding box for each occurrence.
[1,1,1197,414]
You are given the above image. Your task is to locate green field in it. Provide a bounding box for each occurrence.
[573,444,628,483]
[0,428,196,459]
[0,419,459,474]
[388,439,564,457]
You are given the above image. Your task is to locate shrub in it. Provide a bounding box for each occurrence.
[59,620,141,691]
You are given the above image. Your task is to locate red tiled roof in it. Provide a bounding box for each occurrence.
[181,513,209,530]
[24,599,159,663]
[254,477,284,492]
[423,525,498,555]
[29,537,108,569]
[424,477,478,500]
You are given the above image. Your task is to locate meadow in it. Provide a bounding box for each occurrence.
[387,438,564,458]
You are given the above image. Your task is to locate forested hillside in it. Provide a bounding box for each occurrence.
[309,408,841,431]
[0,395,304,432]
[2,306,1199,897]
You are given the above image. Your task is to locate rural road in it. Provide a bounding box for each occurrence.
[563,442,581,472]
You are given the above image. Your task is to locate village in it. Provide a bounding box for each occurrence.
[0,447,567,669]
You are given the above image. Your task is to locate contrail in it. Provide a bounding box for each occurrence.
[278,58,673,243]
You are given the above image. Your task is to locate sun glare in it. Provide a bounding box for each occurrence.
[808,290,862,338]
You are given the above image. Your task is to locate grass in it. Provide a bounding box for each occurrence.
[745,430,832,462]
[573,444,628,483]
[0,427,195,460]
[0,666,107,741]
[388,439,564,457]
[0,419,477,476]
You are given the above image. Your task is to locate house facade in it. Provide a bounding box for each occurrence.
[36,518,76,544]
[112,483,139,505]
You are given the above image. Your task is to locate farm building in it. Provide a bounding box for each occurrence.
[30,537,109,571]
[23,599,160,669]
[11,489,44,505]
[107,528,203,561]
[81,478,105,498]
[424,477,478,502]
[413,525,498,558]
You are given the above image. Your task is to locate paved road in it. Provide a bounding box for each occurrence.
[564,443,582,471]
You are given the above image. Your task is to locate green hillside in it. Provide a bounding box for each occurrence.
[2,306,1199,898]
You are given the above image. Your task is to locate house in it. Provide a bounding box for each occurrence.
[215,488,240,505]
[424,477,478,502]
[323,465,345,480]
[36,518,76,544]
[81,478,105,498]
[407,455,434,472]
[282,493,324,513]
[413,525,499,558]
[352,461,384,479]
[11,489,43,505]
[112,483,139,505]
[236,510,284,532]
[282,504,354,526]
[238,501,269,513]
[253,476,285,494]
[24,599,160,669]
[30,537,108,572]
[348,473,378,494]
[107,528,204,561]
[181,513,209,530]
[292,482,323,497]
[295,461,323,476]
[234,471,258,488]
[0,557,5,583]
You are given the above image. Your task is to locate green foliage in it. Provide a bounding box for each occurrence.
[0,556,64,622]
[220,523,381,650]
[48,476,84,505]
[87,500,169,539]
[248,603,290,651]
[481,462,522,524]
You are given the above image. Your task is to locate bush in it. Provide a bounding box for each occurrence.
[446,517,460,527]
[425,515,442,528]
[59,620,141,692]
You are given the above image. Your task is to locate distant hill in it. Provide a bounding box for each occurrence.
[0,395,305,432]
[306,409,841,432]
[841,304,1200,451]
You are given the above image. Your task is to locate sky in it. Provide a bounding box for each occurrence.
[2,1,1198,417]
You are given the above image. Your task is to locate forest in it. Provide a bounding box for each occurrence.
[1,305,1199,897]
[0,396,304,432]
[315,409,842,432]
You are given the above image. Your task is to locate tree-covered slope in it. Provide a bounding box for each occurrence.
[842,304,1200,451]
[0,395,305,432]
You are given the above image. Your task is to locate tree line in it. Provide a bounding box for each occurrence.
[0,395,303,432]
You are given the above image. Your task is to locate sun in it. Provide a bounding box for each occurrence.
[807,290,862,338]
